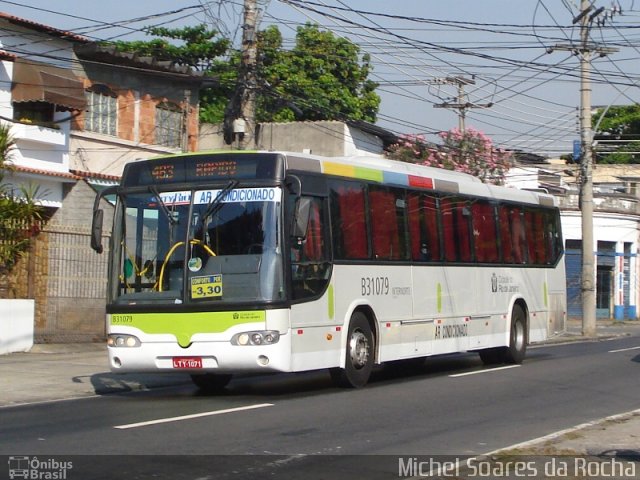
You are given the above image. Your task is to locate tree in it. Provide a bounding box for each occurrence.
[0,123,44,275]
[111,25,230,70]
[593,104,640,164]
[387,128,512,185]
[256,24,380,123]
[110,23,380,125]
[111,25,233,125]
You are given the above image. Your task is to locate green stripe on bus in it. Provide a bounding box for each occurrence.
[328,284,334,320]
[110,311,265,347]
[354,167,384,183]
[437,282,442,313]
[322,162,384,183]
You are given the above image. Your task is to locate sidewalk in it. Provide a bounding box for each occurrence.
[0,320,639,461]
[0,342,192,407]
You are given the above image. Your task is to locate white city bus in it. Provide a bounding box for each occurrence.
[91,151,566,390]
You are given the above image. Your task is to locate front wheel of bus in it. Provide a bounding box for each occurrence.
[330,312,374,388]
[190,373,232,393]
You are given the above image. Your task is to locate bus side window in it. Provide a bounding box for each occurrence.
[498,205,514,263]
[329,181,368,259]
[456,200,472,262]
[291,197,330,300]
[525,209,546,265]
[408,193,424,260]
[472,201,499,263]
[442,197,472,262]
[408,193,440,262]
[510,207,526,263]
[424,194,441,261]
[369,186,408,260]
[441,198,456,262]
[544,210,562,264]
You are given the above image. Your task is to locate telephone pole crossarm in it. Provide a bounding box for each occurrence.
[430,76,492,132]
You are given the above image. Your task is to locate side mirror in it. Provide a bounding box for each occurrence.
[91,209,104,254]
[292,196,312,241]
[90,185,117,254]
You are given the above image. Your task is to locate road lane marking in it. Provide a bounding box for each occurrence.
[114,403,274,429]
[608,345,640,353]
[449,365,520,378]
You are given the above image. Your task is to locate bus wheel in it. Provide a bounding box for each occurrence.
[503,304,527,364]
[330,312,374,388]
[190,373,232,393]
[479,304,527,365]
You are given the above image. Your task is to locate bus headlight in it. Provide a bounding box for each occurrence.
[232,330,280,346]
[107,334,141,348]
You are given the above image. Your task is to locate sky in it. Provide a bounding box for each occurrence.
[2,0,639,157]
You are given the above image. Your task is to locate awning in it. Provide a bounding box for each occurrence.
[11,57,86,111]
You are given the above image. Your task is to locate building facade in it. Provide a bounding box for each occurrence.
[0,12,203,341]
[507,163,640,321]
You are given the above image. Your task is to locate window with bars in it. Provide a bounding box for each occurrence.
[84,85,117,136]
[155,103,183,148]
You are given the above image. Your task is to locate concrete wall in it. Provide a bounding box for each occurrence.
[70,131,176,177]
[199,121,385,157]
[0,22,75,68]
[0,299,34,354]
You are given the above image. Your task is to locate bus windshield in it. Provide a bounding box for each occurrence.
[113,186,284,305]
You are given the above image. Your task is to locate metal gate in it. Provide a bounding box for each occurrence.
[37,225,109,342]
[565,246,582,318]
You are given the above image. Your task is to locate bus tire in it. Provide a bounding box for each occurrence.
[330,311,374,388]
[479,304,527,365]
[190,373,232,393]
[503,304,527,364]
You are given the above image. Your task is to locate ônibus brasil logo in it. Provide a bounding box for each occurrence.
[8,456,73,479]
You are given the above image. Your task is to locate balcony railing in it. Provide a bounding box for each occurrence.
[11,122,66,146]
[557,192,640,215]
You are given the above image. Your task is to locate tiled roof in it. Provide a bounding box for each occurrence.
[11,165,80,180]
[70,169,121,182]
[0,12,88,43]
[0,49,16,61]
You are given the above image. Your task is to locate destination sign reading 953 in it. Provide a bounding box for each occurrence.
[150,164,175,182]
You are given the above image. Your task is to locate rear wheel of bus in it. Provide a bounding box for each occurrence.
[330,311,375,388]
[479,304,527,365]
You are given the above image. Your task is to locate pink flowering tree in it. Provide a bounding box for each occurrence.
[387,127,512,185]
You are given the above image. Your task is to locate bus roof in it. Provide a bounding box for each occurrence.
[282,152,556,208]
[141,150,556,208]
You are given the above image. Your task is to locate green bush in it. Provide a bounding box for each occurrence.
[0,123,43,274]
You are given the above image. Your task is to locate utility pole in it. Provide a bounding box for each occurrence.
[432,76,492,132]
[182,89,191,153]
[551,1,617,337]
[574,0,596,337]
[238,0,258,149]
[223,0,258,149]
[578,0,597,337]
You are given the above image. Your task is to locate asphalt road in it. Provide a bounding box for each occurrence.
[1,334,639,479]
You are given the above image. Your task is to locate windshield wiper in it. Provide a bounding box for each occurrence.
[150,186,178,226]
[201,179,239,225]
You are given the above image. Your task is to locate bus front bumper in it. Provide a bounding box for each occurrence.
[107,337,292,374]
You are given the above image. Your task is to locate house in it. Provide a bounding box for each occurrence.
[506,159,640,321]
[0,12,204,341]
